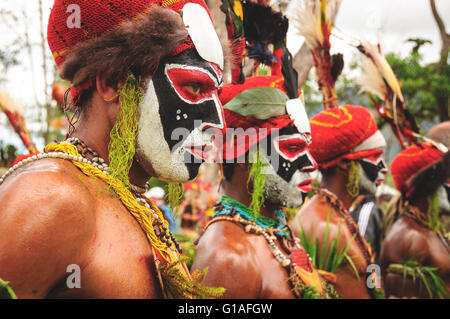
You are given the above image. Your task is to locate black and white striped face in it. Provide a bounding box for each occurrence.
[358,153,387,195]
[262,125,317,208]
[135,49,224,182]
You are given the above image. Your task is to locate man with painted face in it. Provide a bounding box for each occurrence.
[191,76,338,299]
[380,122,450,299]
[0,0,226,299]
[290,105,388,299]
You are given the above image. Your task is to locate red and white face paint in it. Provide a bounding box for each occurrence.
[135,50,224,182]
[261,125,317,208]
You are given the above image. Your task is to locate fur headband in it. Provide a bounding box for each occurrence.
[59,6,188,88]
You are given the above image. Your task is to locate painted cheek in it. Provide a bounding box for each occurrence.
[199,93,225,131]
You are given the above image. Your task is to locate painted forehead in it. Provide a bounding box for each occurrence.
[162,49,223,84]
[361,152,384,163]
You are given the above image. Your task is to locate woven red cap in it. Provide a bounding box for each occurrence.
[391,142,443,193]
[309,105,382,168]
[47,0,210,67]
[218,76,294,160]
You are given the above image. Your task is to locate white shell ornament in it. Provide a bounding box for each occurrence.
[182,3,224,70]
[286,98,311,134]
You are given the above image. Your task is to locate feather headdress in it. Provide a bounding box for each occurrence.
[286,0,342,109]
[357,41,419,147]
[0,90,37,154]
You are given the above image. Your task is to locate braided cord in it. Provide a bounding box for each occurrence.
[44,142,178,264]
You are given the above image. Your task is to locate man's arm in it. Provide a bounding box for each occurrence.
[0,168,96,298]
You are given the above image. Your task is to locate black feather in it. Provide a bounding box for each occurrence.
[281,48,299,99]
[242,1,288,45]
[331,53,344,83]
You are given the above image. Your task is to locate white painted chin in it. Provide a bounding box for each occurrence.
[135,81,191,182]
[436,186,450,213]
[358,162,378,196]
[263,166,310,208]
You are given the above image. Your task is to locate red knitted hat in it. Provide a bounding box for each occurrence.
[47,0,217,103]
[391,142,444,194]
[219,76,309,160]
[309,105,386,168]
[47,0,211,67]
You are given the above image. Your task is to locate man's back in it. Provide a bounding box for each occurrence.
[0,158,162,298]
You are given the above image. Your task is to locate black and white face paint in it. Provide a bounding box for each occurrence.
[135,49,224,182]
[437,182,450,213]
[262,125,317,208]
[358,154,387,196]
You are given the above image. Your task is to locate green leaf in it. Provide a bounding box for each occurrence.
[318,208,333,270]
[416,267,432,298]
[344,254,360,280]
[224,87,288,119]
[0,278,17,299]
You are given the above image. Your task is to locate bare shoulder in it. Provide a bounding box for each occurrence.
[0,158,96,223]
[291,195,323,234]
[194,220,255,269]
[192,220,261,298]
[0,159,97,297]
[382,217,429,263]
[293,196,354,244]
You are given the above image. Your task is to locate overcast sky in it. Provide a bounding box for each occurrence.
[287,0,450,65]
[0,0,449,151]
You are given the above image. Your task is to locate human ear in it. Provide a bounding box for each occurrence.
[96,73,119,103]
[336,160,349,172]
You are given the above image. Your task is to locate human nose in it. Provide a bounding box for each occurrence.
[300,150,318,173]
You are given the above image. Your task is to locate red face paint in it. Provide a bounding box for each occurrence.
[276,136,308,161]
[166,66,220,104]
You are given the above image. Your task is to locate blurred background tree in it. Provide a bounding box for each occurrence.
[386,41,449,124]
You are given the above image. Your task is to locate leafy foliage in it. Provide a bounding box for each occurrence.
[385,45,449,123]
[297,208,358,277]
[0,142,17,167]
[387,260,449,299]
[0,278,17,299]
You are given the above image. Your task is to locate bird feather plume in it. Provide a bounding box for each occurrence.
[0,90,24,115]
[357,41,420,146]
[286,0,341,51]
[0,90,37,153]
[357,41,404,103]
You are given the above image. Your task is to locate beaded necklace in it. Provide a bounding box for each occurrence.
[0,138,182,255]
[214,194,289,237]
[0,141,224,299]
[205,195,333,298]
